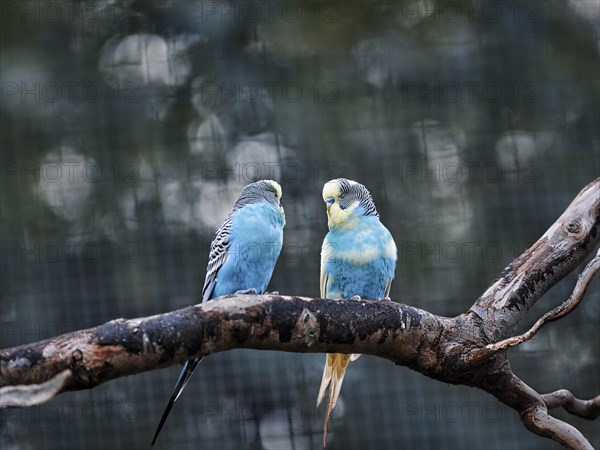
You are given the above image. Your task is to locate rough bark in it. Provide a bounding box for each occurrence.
[470,178,600,341]
[1,178,599,449]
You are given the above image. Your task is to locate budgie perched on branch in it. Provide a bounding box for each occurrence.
[151,179,285,446]
[317,178,397,447]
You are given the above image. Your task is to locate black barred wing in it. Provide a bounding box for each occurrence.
[202,215,233,302]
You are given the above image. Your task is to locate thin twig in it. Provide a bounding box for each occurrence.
[542,390,600,420]
[491,372,596,450]
[485,249,600,353]
[0,370,72,408]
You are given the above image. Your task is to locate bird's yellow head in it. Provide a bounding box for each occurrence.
[234,180,285,222]
[322,178,378,229]
[264,179,282,203]
[264,179,285,219]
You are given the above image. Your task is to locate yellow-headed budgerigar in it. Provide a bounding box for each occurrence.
[151,180,285,446]
[317,178,397,446]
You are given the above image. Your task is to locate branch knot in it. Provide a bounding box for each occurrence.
[292,308,320,347]
[563,219,582,236]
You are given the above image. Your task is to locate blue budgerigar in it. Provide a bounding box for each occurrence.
[316,178,397,446]
[151,179,286,446]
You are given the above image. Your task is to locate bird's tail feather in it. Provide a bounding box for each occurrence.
[316,354,333,408]
[151,357,202,446]
[316,353,352,447]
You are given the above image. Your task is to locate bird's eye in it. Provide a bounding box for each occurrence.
[339,204,347,210]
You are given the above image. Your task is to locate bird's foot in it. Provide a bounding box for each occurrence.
[350,295,362,300]
[235,288,258,295]
[265,291,279,295]
[382,296,392,302]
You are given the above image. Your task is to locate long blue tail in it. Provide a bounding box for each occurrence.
[151,357,202,446]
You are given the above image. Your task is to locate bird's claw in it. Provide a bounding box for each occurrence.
[382,296,392,302]
[350,295,362,300]
[235,288,258,295]
[266,291,279,295]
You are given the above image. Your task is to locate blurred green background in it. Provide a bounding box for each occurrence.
[1,0,599,449]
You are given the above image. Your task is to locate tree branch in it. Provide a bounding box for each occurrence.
[1,179,599,449]
[0,370,71,408]
[485,248,600,353]
[474,363,597,450]
[522,404,595,450]
[0,297,449,397]
[470,178,600,341]
[542,390,600,420]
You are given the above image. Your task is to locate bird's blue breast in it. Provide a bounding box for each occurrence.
[323,217,396,300]
[211,202,284,299]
